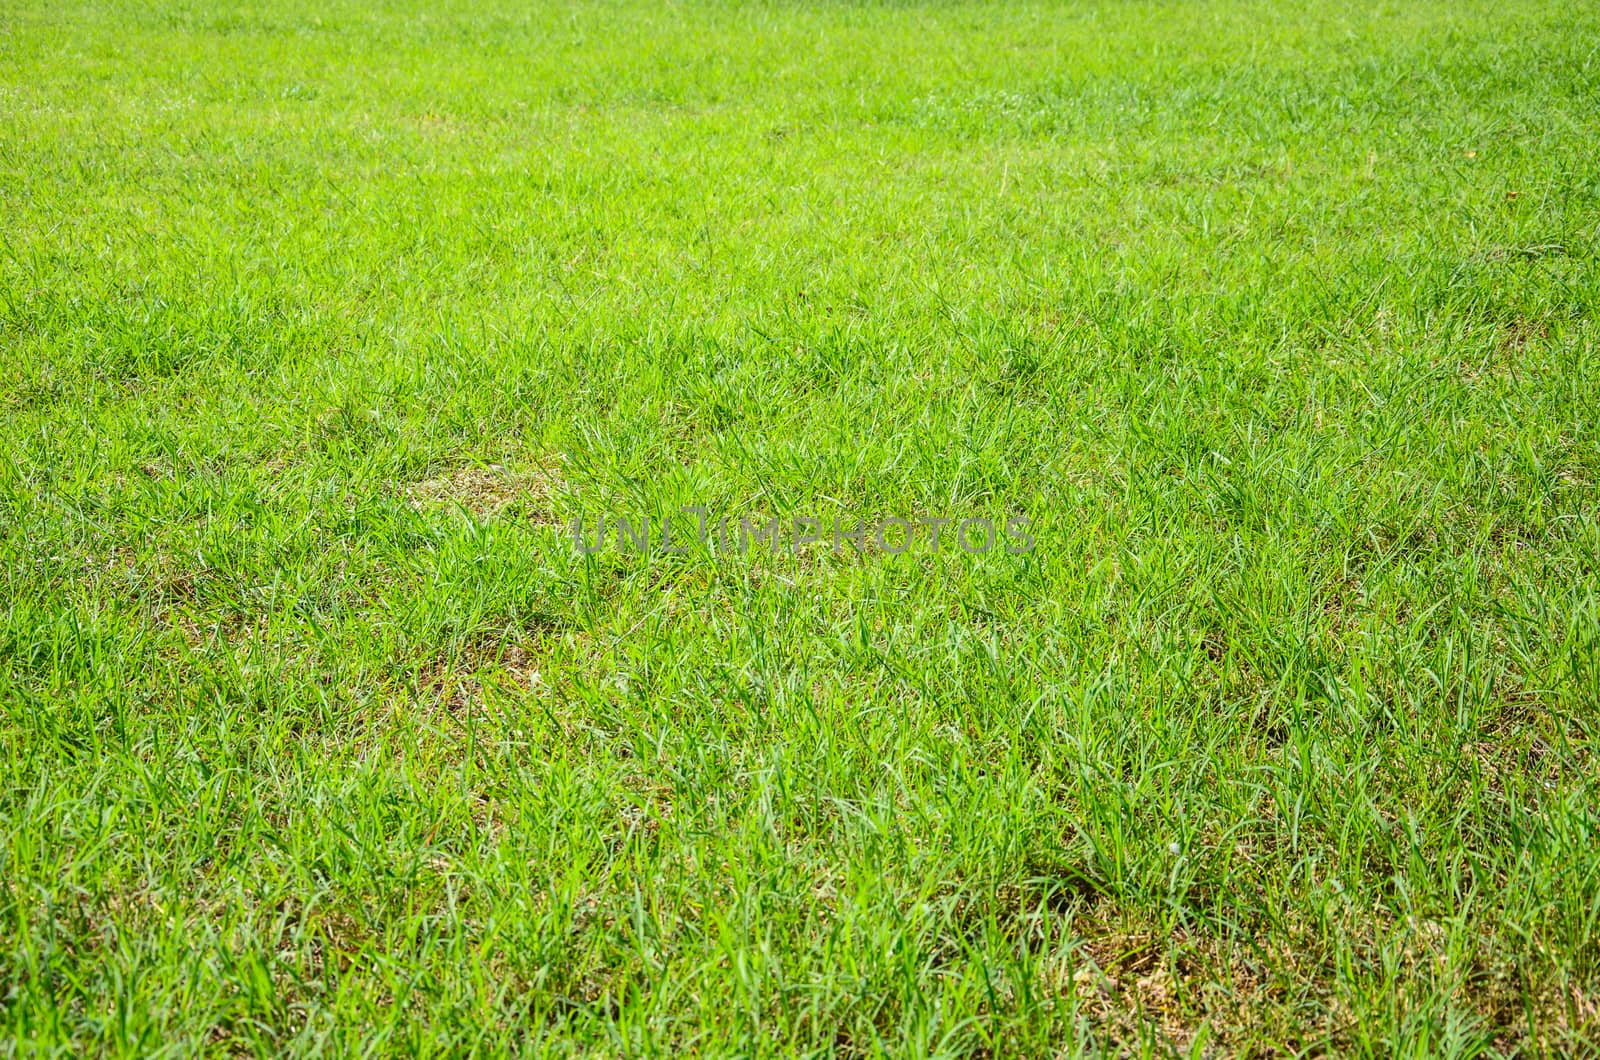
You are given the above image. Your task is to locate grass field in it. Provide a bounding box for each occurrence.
[3,0,1600,1054]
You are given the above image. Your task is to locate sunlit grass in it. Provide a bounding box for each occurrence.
[2,0,1598,1054]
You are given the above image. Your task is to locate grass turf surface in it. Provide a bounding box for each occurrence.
[3,0,1600,1054]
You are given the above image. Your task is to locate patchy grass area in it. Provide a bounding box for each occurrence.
[3,0,1599,1054]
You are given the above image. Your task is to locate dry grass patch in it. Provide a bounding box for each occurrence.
[400,462,561,522]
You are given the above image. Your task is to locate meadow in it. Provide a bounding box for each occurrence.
[2,0,1599,1054]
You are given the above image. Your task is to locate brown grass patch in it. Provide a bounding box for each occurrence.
[400,462,560,522]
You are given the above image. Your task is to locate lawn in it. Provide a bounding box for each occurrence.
[2,0,1599,1054]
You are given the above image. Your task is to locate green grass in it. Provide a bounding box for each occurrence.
[3,0,1599,1054]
